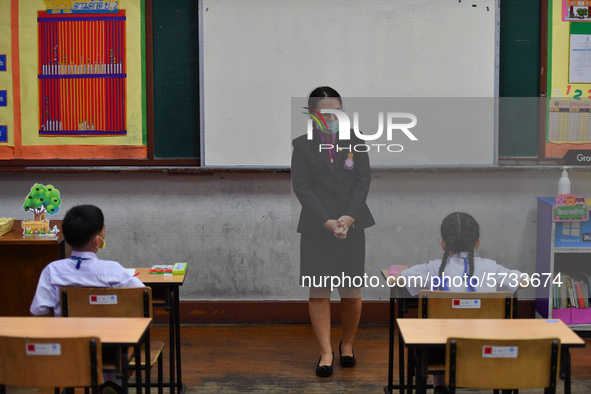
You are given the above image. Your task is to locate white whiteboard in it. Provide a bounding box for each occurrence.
[200,0,498,167]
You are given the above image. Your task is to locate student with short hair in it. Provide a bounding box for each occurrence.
[30,204,144,317]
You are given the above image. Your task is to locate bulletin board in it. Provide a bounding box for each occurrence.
[545,0,591,158]
[0,0,147,161]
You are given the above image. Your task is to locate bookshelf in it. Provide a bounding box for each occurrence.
[536,197,591,329]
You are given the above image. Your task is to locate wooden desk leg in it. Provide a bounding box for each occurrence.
[416,348,427,394]
[399,298,406,394]
[121,347,129,394]
[135,345,142,394]
[407,347,414,394]
[174,285,184,393]
[563,347,571,394]
[145,330,151,393]
[385,290,407,394]
[168,286,176,393]
[385,294,395,394]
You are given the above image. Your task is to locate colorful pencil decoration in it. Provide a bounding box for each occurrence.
[37,7,126,136]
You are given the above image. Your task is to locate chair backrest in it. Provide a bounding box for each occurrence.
[418,290,514,319]
[445,337,560,392]
[0,335,103,389]
[61,287,152,318]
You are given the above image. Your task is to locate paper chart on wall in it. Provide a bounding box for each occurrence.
[570,34,591,83]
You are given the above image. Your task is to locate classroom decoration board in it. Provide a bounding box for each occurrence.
[552,194,589,222]
[201,0,498,168]
[563,0,591,21]
[0,0,146,160]
[546,0,591,158]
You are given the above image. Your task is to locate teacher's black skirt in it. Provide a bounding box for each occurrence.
[299,229,366,288]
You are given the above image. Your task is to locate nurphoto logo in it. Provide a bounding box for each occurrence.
[304,108,418,153]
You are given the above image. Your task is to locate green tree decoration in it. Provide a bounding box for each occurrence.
[23,183,61,221]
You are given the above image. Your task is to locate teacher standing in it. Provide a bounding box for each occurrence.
[291,86,375,377]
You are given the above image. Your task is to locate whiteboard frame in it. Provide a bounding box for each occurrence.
[199,0,500,169]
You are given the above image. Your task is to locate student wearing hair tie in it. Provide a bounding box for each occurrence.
[400,212,523,297]
[399,212,525,394]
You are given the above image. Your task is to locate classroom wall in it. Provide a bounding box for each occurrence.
[1,168,588,301]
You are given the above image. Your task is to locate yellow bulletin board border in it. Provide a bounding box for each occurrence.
[0,0,147,161]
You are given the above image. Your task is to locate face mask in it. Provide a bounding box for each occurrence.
[322,120,339,135]
[96,235,106,252]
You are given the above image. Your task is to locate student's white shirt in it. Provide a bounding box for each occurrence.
[30,251,144,316]
[400,252,522,296]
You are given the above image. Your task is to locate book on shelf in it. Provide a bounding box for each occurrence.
[576,281,585,309]
[553,274,569,309]
[553,272,591,310]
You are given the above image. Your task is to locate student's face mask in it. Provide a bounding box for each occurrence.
[96,235,106,252]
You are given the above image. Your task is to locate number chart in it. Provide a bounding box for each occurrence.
[38,10,126,136]
[548,99,591,143]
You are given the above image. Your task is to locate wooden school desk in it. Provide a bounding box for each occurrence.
[0,220,64,316]
[0,317,152,393]
[133,267,187,394]
[380,268,520,394]
[397,318,585,394]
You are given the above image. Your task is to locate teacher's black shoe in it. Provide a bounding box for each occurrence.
[339,341,356,367]
[316,352,334,377]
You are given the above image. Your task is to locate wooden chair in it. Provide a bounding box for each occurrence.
[60,286,164,393]
[0,335,102,394]
[418,290,515,319]
[410,290,516,392]
[446,337,560,394]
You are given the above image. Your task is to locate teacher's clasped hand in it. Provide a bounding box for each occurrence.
[291,86,375,378]
[323,214,354,239]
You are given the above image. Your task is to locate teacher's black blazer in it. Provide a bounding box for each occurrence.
[291,131,375,235]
